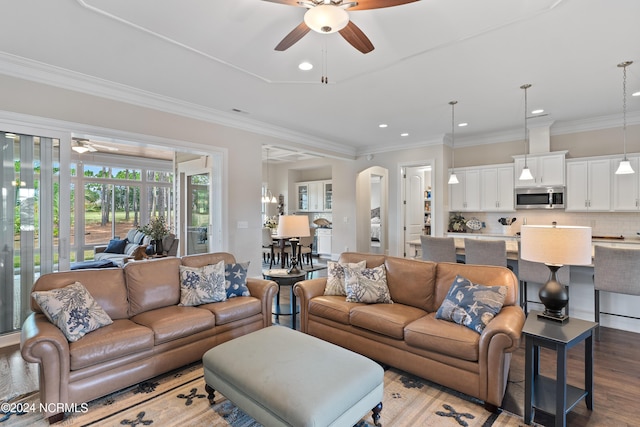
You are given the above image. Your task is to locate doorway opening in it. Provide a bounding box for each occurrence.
[401,163,434,258]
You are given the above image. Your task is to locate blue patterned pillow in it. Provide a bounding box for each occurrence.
[32,282,113,342]
[179,261,227,306]
[436,275,507,333]
[225,262,251,298]
[105,238,127,254]
[344,264,393,304]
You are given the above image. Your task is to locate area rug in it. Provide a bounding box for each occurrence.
[2,363,530,427]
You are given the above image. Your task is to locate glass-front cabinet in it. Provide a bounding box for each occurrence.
[324,182,332,211]
[297,183,309,211]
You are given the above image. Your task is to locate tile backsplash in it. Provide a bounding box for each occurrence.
[456,210,640,239]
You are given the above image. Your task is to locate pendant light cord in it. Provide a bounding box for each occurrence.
[622,62,628,160]
[450,100,457,171]
[521,84,531,168]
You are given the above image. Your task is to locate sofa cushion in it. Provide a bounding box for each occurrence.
[344,264,392,304]
[324,260,366,296]
[200,297,262,325]
[436,275,507,333]
[225,262,251,298]
[105,238,127,254]
[69,319,154,370]
[308,296,362,325]
[384,257,436,311]
[404,313,481,362]
[32,282,113,342]
[31,269,129,320]
[178,261,227,306]
[131,305,216,345]
[350,304,427,339]
[124,257,182,316]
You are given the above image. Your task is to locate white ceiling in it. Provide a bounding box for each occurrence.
[1,0,639,158]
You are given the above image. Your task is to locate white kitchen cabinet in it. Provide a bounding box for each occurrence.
[449,168,480,211]
[316,228,331,255]
[514,152,566,188]
[613,156,640,210]
[566,159,611,211]
[296,180,332,212]
[480,165,515,212]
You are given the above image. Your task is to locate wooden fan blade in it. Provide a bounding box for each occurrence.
[339,21,374,54]
[275,22,311,51]
[347,0,419,11]
[261,0,301,6]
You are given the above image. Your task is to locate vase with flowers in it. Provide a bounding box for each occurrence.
[139,216,172,255]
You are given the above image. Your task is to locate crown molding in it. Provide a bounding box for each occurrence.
[0,52,356,159]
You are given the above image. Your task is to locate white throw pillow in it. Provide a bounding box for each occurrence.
[344,264,393,304]
[32,282,113,342]
[324,260,366,296]
[179,261,227,306]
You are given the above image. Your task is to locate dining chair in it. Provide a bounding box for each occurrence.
[420,236,457,263]
[517,241,570,315]
[464,239,507,267]
[593,245,640,340]
[262,228,276,268]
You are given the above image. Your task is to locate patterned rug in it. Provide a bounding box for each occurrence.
[2,363,530,427]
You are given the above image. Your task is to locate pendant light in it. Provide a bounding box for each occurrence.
[448,100,459,185]
[615,61,634,175]
[262,147,278,204]
[519,84,535,181]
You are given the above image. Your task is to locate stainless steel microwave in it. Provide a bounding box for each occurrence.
[515,187,565,209]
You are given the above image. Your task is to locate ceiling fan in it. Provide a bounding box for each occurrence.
[72,138,118,154]
[264,0,419,54]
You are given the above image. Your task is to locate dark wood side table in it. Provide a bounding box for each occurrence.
[523,311,597,427]
[262,270,306,330]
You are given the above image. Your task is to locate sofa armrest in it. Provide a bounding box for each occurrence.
[246,278,278,327]
[94,245,107,255]
[478,305,526,406]
[20,313,71,416]
[293,278,327,332]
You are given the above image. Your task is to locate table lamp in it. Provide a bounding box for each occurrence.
[520,224,592,322]
[276,215,311,274]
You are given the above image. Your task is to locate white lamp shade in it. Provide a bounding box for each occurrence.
[448,172,459,184]
[520,225,592,266]
[519,166,534,181]
[304,5,349,34]
[615,159,635,174]
[276,215,310,238]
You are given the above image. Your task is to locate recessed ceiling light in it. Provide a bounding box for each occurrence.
[401,133,409,137]
[531,109,545,114]
[633,91,640,97]
[458,123,468,127]
[378,124,388,128]
[298,62,313,71]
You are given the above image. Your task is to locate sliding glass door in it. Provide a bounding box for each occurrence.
[0,132,60,335]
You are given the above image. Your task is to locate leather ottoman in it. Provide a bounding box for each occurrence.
[203,326,383,427]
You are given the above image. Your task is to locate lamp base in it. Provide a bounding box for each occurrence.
[287,264,301,275]
[537,311,569,324]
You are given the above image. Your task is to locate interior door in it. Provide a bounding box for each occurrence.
[404,167,426,257]
[185,171,211,255]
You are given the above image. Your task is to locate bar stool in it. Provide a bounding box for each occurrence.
[420,236,457,263]
[594,245,640,340]
[464,239,507,267]
[518,244,570,315]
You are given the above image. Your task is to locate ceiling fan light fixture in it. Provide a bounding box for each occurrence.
[304,5,349,34]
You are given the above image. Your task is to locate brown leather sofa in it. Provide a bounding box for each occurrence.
[293,252,525,410]
[20,253,278,423]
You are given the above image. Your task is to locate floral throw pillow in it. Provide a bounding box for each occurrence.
[436,275,507,333]
[32,282,113,342]
[324,260,367,296]
[344,264,393,304]
[179,261,226,306]
[225,262,251,298]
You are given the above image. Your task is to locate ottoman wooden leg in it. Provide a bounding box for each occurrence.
[372,402,382,426]
[205,384,216,405]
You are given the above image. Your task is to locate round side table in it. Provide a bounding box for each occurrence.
[263,270,306,330]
